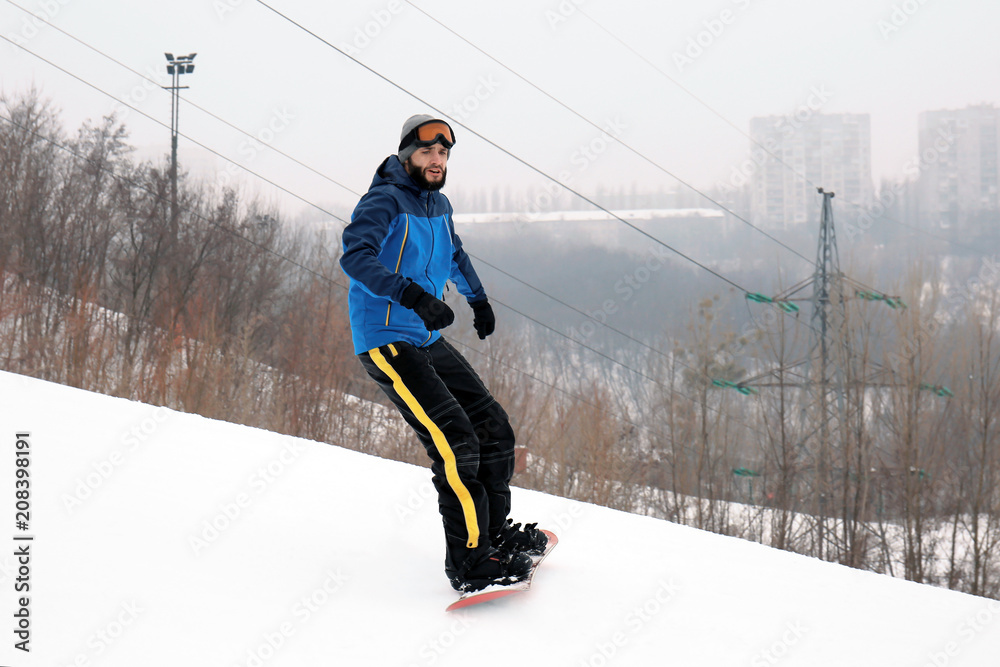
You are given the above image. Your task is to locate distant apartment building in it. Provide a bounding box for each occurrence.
[749,113,873,229]
[917,104,1000,229]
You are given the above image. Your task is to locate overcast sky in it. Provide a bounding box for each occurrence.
[2,0,998,222]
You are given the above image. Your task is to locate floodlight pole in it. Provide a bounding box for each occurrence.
[163,52,196,235]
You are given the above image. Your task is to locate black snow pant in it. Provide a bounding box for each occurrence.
[358,337,516,578]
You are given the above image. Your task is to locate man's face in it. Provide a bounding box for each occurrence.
[404,144,449,191]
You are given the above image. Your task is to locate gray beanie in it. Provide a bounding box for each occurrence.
[397,114,451,164]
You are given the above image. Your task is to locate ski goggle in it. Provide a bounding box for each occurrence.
[399,120,456,151]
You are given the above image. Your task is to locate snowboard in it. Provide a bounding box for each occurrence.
[446,529,558,612]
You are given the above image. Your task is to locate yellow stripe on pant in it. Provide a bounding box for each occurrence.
[369,347,480,549]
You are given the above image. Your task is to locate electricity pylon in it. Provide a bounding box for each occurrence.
[804,188,850,558]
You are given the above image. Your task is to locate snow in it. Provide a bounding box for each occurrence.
[1,370,998,666]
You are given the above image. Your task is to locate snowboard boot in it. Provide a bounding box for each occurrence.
[493,519,549,558]
[449,547,533,593]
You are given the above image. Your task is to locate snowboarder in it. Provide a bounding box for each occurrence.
[340,114,548,592]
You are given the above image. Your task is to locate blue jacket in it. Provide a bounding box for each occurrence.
[341,156,487,354]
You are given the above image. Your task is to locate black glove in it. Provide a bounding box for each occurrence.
[400,282,454,331]
[471,298,495,340]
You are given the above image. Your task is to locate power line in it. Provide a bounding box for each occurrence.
[0,112,333,284]
[0,32,351,228]
[405,0,817,271]
[570,6,991,281]
[468,253,671,362]
[445,336,650,432]
[253,0,756,295]
[575,5,816,191]
[1,0,365,205]
[834,196,993,256]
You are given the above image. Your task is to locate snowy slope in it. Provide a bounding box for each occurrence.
[1,370,998,667]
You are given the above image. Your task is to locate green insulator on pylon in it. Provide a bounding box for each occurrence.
[857,290,908,310]
[746,292,773,304]
[919,382,954,398]
[712,379,757,395]
[884,296,908,309]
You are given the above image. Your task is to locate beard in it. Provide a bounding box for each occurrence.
[404,160,447,191]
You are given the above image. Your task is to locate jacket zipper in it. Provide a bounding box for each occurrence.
[385,214,411,326]
[424,193,436,295]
